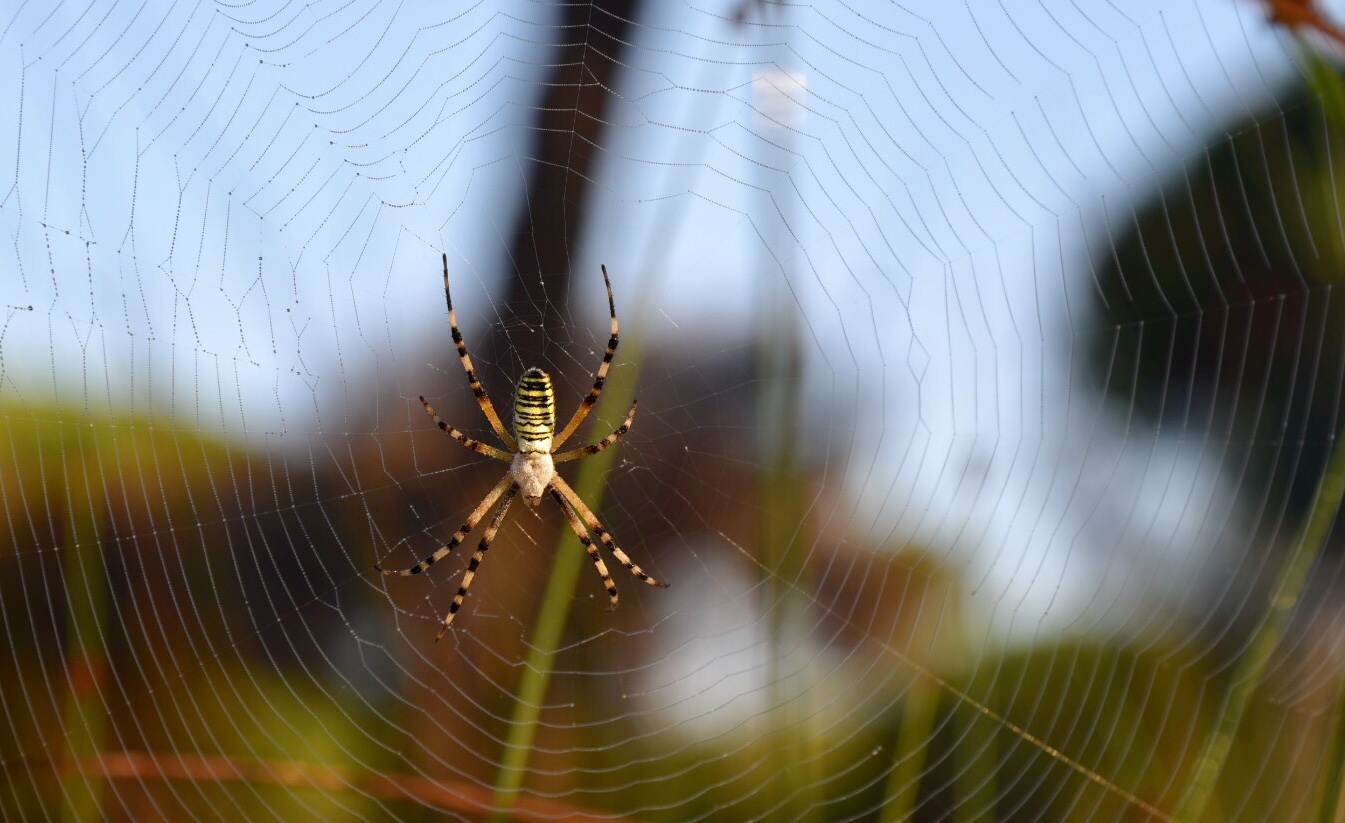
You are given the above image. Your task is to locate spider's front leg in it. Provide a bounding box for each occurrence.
[553,400,637,464]
[420,396,512,461]
[553,264,620,448]
[439,253,518,451]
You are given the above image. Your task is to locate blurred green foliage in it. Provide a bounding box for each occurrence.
[0,404,399,820]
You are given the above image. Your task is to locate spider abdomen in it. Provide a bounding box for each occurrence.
[514,367,556,453]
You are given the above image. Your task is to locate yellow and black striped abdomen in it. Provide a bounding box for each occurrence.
[513,367,555,452]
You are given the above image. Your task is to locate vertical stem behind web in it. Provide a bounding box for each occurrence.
[60,428,109,823]
[488,35,724,809]
[485,3,646,796]
[489,331,647,821]
[755,294,825,822]
[485,0,646,807]
[1176,387,1345,820]
[1177,50,1345,823]
[878,575,959,823]
[1317,663,1345,823]
[749,44,825,820]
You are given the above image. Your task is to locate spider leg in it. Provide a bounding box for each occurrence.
[420,396,512,461]
[376,474,514,576]
[549,487,619,610]
[550,474,669,589]
[440,253,518,451]
[553,265,619,448]
[436,484,518,641]
[553,400,636,464]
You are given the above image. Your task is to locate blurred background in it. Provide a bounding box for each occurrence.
[5,0,1345,820]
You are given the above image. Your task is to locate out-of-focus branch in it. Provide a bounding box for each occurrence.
[32,751,637,823]
[1263,0,1345,48]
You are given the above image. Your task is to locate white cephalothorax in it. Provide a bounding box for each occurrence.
[511,450,556,505]
[376,255,669,641]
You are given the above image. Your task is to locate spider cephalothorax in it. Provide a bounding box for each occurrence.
[376,255,669,640]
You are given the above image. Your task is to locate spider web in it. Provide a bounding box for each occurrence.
[2,0,1342,820]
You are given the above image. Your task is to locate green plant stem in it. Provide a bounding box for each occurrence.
[1316,662,1345,823]
[487,515,586,819]
[1179,51,1345,823]
[489,334,646,821]
[61,430,108,823]
[755,289,824,822]
[879,675,939,823]
[880,574,957,823]
[951,664,998,823]
[1177,427,1345,821]
[486,83,710,809]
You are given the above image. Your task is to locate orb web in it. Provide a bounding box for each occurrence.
[1,1,1338,821]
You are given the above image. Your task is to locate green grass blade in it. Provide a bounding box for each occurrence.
[489,320,651,821]
[60,431,108,823]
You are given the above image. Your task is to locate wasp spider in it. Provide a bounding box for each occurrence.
[377,254,669,640]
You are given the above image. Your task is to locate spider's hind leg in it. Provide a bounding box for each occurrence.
[551,475,670,590]
[550,487,619,610]
[436,483,518,641]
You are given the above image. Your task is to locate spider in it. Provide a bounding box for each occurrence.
[377,254,669,640]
